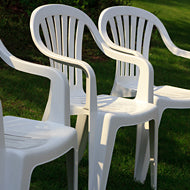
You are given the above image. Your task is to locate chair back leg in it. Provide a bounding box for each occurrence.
[66,148,78,190]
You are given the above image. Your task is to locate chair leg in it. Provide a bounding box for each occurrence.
[93,114,117,190]
[73,149,78,190]
[134,118,159,190]
[4,154,33,190]
[134,122,150,183]
[66,148,78,190]
[149,119,159,190]
[0,151,5,189]
[75,114,88,162]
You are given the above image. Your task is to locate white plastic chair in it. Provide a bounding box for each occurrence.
[99,5,190,186]
[30,4,159,190]
[0,40,78,190]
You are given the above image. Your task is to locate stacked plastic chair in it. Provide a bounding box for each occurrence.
[98,6,190,188]
[0,40,78,190]
[30,4,160,190]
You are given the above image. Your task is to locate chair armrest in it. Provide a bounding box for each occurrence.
[155,20,190,59]
[101,39,144,58]
[0,40,70,125]
[28,39,97,114]
[88,20,154,103]
[100,42,154,103]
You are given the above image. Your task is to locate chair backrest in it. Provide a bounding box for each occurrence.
[99,6,164,95]
[0,100,5,148]
[30,4,106,98]
[31,4,154,103]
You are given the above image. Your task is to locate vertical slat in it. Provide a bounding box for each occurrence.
[115,16,125,47]
[136,18,145,54]
[40,19,52,50]
[123,15,130,49]
[136,18,146,76]
[130,63,135,77]
[75,20,84,86]
[130,16,138,76]
[124,62,130,76]
[40,19,54,67]
[68,17,77,86]
[61,15,68,76]
[116,60,121,77]
[135,65,140,77]
[75,20,84,60]
[119,62,124,76]
[130,15,137,50]
[115,16,125,76]
[109,17,123,76]
[123,15,130,76]
[46,16,58,69]
[46,16,57,53]
[108,17,119,45]
[54,16,62,54]
[143,21,153,59]
[54,15,62,70]
[68,17,76,58]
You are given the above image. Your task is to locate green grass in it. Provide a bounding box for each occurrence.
[0,0,190,189]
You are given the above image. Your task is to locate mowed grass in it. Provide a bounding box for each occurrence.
[0,0,190,189]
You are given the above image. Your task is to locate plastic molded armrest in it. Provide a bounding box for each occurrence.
[0,40,70,124]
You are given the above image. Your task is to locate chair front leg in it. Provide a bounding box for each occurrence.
[93,113,118,190]
[66,148,78,190]
[3,154,33,190]
[75,114,88,162]
[134,122,150,183]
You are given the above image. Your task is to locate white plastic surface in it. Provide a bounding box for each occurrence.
[30,4,159,190]
[0,42,78,190]
[99,6,190,189]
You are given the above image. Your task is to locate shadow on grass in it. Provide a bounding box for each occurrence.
[0,65,49,119]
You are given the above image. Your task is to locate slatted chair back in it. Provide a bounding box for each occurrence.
[32,5,105,98]
[99,6,168,97]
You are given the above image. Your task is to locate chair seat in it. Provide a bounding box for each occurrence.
[108,81,190,107]
[71,95,157,123]
[154,85,190,108]
[4,116,76,153]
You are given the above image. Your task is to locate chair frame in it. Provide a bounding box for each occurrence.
[30,4,160,190]
[98,5,190,187]
[0,40,78,190]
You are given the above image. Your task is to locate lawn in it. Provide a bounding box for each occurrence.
[0,0,190,189]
